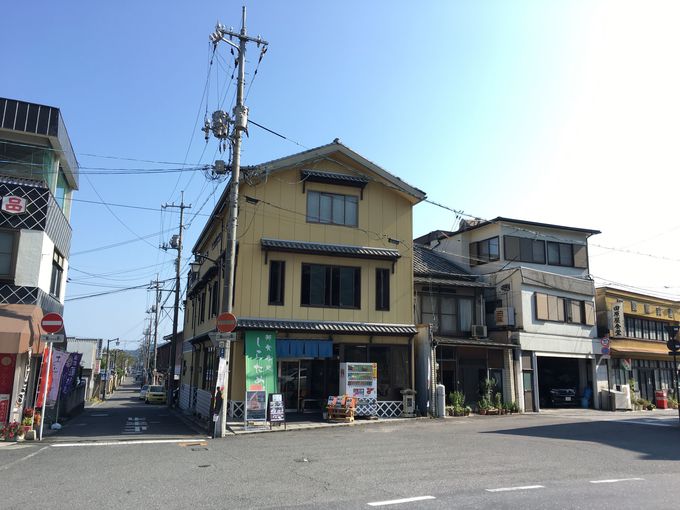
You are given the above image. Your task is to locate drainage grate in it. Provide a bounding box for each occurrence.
[191,447,209,451]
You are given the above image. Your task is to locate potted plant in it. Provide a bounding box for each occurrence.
[464,405,472,416]
[2,421,21,441]
[494,392,503,414]
[477,398,490,415]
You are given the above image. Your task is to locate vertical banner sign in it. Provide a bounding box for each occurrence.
[60,353,82,396]
[245,331,277,393]
[14,348,31,411]
[610,301,624,337]
[47,350,69,404]
[35,346,52,408]
[0,354,17,422]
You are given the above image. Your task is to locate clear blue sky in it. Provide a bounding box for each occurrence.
[4,1,680,348]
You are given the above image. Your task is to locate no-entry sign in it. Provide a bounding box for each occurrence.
[216,312,237,333]
[41,313,64,334]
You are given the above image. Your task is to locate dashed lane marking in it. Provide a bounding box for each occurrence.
[590,478,644,484]
[486,485,544,493]
[367,496,436,506]
[0,446,49,471]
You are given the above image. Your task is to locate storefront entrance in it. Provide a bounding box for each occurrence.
[278,359,328,413]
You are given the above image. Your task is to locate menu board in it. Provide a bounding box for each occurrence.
[245,390,267,426]
[268,393,286,427]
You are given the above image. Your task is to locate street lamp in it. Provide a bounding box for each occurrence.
[665,325,680,426]
[102,338,119,401]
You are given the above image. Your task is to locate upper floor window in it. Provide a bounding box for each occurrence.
[375,268,390,311]
[50,250,64,297]
[469,236,500,266]
[420,294,474,335]
[546,242,588,269]
[301,263,360,309]
[306,191,358,227]
[504,236,546,264]
[624,316,670,342]
[268,261,285,306]
[0,231,16,280]
[534,292,595,325]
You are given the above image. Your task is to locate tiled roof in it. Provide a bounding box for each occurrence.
[301,169,369,186]
[413,244,472,279]
[414,276,490,288]
[433,336,516,349]
[261,238,401,261]
[237,317,417,336]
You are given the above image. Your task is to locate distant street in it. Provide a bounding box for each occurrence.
[3,391,680,509]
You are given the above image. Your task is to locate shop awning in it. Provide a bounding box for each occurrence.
[611,339,670,359]
[276,339,333,359]
[0,304,45,354]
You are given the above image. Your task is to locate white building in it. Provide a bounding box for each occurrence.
[0,97,78,423]
[416,217,602,411]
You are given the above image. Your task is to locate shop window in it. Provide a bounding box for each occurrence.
[268,260,285,305]
[375,268,390,311]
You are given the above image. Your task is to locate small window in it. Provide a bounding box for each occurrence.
[0,231,16,280]
[469,236,500,266]
[656,307,662,317]
[375,268,390,311]
[630,301,638,312]
[301,263,360,309]
[268,261,285,306]
[547,242,575,267]
[50,250,64,297]
[306,191,358,227]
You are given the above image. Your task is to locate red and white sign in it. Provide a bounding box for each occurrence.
[1,196,27,214]
[41,313,64,334]
[216,312,237,333]
[600,337,610,347]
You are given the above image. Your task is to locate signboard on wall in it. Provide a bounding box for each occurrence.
[610,301,624,337]
[1,196,27,214]
[245,331,277,393]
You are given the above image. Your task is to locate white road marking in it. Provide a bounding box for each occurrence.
[367,496,436,506]
[0,446,49,471]
[486,485,544,492]
[590,478,644,484]
[51,439,210,447]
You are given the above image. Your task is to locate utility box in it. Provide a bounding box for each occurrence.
[401,389,417,418]
[655,390,668,409]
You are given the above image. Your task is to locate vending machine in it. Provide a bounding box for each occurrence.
[339,362,377,416]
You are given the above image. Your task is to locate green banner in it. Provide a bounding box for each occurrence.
[245,331,277,393]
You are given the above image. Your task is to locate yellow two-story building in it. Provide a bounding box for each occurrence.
[180,140,425,420]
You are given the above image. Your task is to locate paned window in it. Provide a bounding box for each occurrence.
[0,231,16,280]
[535,292,595,325]
[419,294,474,335]
[503,235,546,264]
[469,236,500,266]
[301,264,360,308]
[306,191,358,227]
[50,250,64,297]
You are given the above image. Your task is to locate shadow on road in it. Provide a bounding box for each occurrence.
[485,419,680,461]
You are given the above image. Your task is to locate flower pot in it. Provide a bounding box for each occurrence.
[478,409,487,415]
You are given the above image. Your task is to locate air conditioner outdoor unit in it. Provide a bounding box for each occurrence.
[495,307,516,327]
[471,325,487,338]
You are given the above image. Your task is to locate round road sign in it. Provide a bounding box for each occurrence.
[41,313,64,334]
[216,312,237,333]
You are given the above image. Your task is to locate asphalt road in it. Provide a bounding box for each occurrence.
[2,393,680,509]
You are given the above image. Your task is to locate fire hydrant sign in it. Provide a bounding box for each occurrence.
[245,331,276,394]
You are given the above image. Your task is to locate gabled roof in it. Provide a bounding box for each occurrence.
[193,140,426,252]
[245,139,426,202]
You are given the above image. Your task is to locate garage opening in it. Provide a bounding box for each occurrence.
[537,357,581,408]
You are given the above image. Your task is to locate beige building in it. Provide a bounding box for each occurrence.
[179,141,425,421]
[595,287,680,404]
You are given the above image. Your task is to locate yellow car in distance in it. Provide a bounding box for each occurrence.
[145,385,167,404]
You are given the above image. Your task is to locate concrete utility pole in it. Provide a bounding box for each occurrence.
[206,6,268,438]
[148,275,161,383]
[162,192,190,406]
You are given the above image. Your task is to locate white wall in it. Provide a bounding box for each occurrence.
[15,230,52,288]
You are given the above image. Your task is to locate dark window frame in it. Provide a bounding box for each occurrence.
[49,250,64,297]
[469,236,500,266]
[503,235,546,264]
[0,229,18,281]
[419,293,476,336]
[375,268,390,311]
[547,241,576,267]
[268,260,286,306]
[301,263,361,309]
